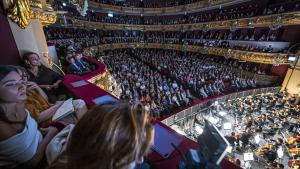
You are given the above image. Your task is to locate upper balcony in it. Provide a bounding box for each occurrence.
[56,11,300,32]
[87,0,247,15]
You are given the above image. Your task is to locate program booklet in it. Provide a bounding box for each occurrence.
[52,98,74,121]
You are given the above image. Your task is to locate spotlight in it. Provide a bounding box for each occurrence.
[195,125,203,135]
[218,111,227,117]
[108,13,113,17]
[62,2,66,6]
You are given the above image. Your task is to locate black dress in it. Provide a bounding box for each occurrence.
[27,65,66,103]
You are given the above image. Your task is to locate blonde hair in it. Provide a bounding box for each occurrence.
[49,102,154,169]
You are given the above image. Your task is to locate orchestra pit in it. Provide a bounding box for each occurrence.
[0,0,300,169]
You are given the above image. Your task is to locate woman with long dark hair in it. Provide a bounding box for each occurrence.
[0,65,58,168]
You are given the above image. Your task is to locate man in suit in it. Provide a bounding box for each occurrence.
[66,56,90,75]
[74,53,92,72]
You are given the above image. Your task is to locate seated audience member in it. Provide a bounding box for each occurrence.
[48,102,154,169]
[23,52,66,103]
[17,67,87,127]
[74,53,93,72]
[66,55,90,75]
[0,65,59,168]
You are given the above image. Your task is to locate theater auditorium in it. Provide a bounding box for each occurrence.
[0,0,300,169]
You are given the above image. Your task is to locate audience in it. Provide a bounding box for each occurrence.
[1,1,298,169]
[44,28,286,54]
[66,53,92,75]
[90,0,203,8]
[101,50,193,118]
[48,102,154,169]
[134,49,258,99]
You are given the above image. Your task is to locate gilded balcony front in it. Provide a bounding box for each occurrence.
[84,43,289,64]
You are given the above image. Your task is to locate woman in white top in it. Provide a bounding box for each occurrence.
[0,65,58,168]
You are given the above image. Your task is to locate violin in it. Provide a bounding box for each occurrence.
[255,149,266,156]
[262,143,274,149]
[255,143,275,157]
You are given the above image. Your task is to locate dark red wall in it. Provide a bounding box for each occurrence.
[0,3,20,65]
[271,64,289,78]
[281,25,300,44]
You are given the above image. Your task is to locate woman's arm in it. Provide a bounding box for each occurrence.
[27,127,58,167]
[52,80,63,89]
[36,102,63,123]
[39,84,53,91]
[27,81,48,100]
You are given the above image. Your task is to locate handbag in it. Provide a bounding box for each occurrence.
[46,124,74,164]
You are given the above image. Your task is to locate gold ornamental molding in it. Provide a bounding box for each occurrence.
[89,0,233,15]
[4,0,56,29]
[83,43,289,64]
[31,2,57,26]
[60,11,300,31]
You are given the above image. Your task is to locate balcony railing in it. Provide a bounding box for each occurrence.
[161,86,281,129]
[57,11,300,31]
[83,42,289,64]
[89,0,234,15]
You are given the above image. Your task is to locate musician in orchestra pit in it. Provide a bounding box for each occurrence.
[225,132,236,146]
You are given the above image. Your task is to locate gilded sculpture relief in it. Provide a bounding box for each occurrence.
[4,0,56,28]
[5,0,31,29]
